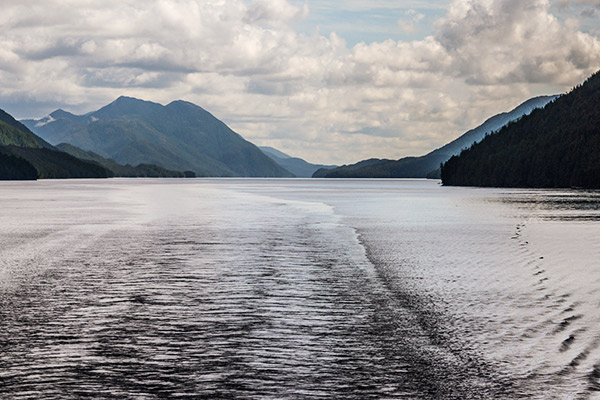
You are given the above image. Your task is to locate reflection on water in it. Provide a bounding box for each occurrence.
[0,179,599,399]
[499,190,600,220]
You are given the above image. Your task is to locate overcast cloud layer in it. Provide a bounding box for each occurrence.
[1,0,599,164]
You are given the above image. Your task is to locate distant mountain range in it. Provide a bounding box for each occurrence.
[9,81,588,186]
[442,70,600,188]
[312,95,557,178]
[259,146,337,178]
[23,97,292,177]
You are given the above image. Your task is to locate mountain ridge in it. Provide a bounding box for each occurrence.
[441,70,600,188]
[313,95,558,178]
[0,110,54,149]
[23,97,293,177]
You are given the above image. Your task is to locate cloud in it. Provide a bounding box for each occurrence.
[436,0,600,86]
[398,9,426,33]
[557,0,600,7]
[0,0,599,164]
[246,0,309,25]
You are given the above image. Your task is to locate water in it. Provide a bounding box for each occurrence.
[1,179,599,399]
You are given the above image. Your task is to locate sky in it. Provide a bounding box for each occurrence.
[1,0,599,164]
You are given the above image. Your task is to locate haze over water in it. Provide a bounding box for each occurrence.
[1,179,599,399]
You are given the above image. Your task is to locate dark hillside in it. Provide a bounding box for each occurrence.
[442,71,600,188]
[0,152,38,180]
[1,146,111,179]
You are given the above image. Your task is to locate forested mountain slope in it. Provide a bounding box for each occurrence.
[442,71,600,188]
[313,96,556,178]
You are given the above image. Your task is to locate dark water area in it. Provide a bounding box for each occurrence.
[1,179,600,399]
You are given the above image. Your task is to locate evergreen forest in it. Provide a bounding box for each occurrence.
[442,70,600,188]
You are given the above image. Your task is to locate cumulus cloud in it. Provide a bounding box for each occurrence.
[0,0,599,164]
[436,0,600,85]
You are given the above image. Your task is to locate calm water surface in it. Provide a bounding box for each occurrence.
[1,179,599,399]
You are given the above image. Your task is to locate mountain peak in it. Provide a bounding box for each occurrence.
[50,109,76,119]
[114,95,145,103]
[166,99,205,111]
[93,96,164,119]
[110,96,162,108]
[168,99,191,105]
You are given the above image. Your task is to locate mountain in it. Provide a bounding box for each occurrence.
[425,95,558,165]
[259,146,292,160]
[442,70,600,188]
[56,143,195,178]
[312,95,557,178]
[259,146,337,178]
[23,97,293,177]
[0,109,54,149]
[0,108,110,180]
[312,158,387,178]
[0,145,110,179]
